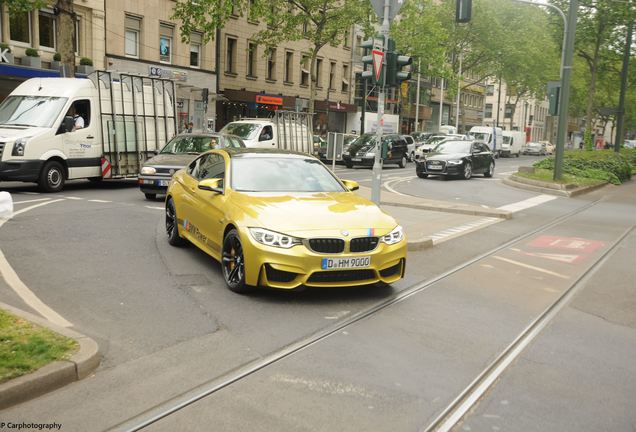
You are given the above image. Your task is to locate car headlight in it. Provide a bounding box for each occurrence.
[141,166,156,175]
[365,152,375,157]
[12,138,29,156]
[249,228,302,248]
[447,160,463,165]
[381,225,404,245]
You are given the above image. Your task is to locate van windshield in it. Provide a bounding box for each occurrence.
[470,132,491,143]
[502,136,512,144]
[220,123,260,140]
[0,96,68,128]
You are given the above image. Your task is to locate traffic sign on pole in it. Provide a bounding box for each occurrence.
[372,50,384,83]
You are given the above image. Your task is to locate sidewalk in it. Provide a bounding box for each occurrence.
[354,185,512,251]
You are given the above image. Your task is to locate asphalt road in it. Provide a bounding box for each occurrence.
[0,167,634,431]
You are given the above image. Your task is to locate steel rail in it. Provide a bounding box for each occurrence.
[112,198,603,432]
[423,224,634,432]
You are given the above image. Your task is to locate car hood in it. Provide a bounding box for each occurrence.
[230,191,398,236]
[0,127,49,141]
[144,153,198,167]
[424,152,469,161]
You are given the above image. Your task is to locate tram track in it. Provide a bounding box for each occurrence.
[112,197,607,432]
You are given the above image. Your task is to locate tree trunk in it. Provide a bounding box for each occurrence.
[56,0,75,77]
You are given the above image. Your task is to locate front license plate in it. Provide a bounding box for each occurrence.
[427,165,442,170]
[352,158,362,162]
[157,180,170,186]
[321,256,370,270]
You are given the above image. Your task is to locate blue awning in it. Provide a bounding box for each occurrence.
[0,63,61,78]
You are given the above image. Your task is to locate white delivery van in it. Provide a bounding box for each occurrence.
[0,71,176,192]
[469,126,503,157]
[438,125,457,135]
[219,111,313,155]
[501,131,525,157]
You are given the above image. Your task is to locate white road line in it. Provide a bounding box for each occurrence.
[63,196,83,200]
[497,194,557,213]
[497,170,517,176]
[491,256,570,279]
[17,192,40,195]
[12,198,51,205]
[145,206,164,210]
[88,199,112,203]
[383,176,417,196]
[430,217,500,244]
[0,199,73,327]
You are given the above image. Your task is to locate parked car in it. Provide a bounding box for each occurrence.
[138,133,245,200]
[540,141,555,155]
[411,131,434,144]
[318,133,358,162]
[415,139,495,180]
[624,140,636,149]
[523,141,547,156]
[343,133,409,168]
[402,134,416,161]
[414,134,468,160]
[165,148,406,293]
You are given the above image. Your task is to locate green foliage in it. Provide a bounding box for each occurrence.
[0,43,11,54]
[53,52,61,61]
[79,57,93,66]
[25,48,39,57]
[2,0,48,13]
[0,310,77,383]
[583,129,594,151]
[534,150,633,184]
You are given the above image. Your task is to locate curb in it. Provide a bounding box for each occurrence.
[380,201,512,220]
[503,175,608,197]
[407,236,434,251]
[0,302,100,410]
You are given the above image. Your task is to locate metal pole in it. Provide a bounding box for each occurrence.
[439,78,444,131]
[554,0,578,180]
[614,20,632,152]
[455,53,462,130]
[496,75,502,127]
[414,59,421,132]
[371,0,390,204]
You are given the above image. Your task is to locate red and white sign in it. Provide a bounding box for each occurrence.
[372,49,384,83]
[101,157,112,178]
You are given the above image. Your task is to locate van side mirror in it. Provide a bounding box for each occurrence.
[198,178,223,194]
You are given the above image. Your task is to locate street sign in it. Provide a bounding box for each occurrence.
[372,50,384,83]
[369,0,405,21]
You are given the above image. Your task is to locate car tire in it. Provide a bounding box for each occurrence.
[398,156,407,168]
[417,172,428,179]
[345,161,353,169]
[484,161,495,178]
[410,152,415,162]
[38,160,65,193]
[222,229,253,294]
[166,198,186,247]
[461,162,472,180]
[144,193,157,200]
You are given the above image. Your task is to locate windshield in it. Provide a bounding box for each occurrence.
[0,96,68,128]
[433,140,472,154]
[502,136,512,145]
[161,136,220,154]
[471,132,491,142]
[220,123,260,140]
[231,157,345,192]
[348,134,392,152]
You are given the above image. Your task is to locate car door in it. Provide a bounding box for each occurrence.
[62,99,101,179]
[471,142,486,172]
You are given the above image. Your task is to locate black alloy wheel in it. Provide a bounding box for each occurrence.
[166,198,186,246]
[222,229,252,293]
[461,162,472,180]
[484,161,495,178]
[38,161,65,192]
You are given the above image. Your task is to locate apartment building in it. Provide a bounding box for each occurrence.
[105,0,217,133]
[217,11,356,133]
[0,1,105,100]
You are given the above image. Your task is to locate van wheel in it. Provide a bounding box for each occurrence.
[398,156,407,168]
[38,161,65,193]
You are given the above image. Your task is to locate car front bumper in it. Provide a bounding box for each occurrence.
[239,229,407,289]
[0,160,45,182]
[342,154,375,167]
[138,175,172,195]
[415,161,463,176]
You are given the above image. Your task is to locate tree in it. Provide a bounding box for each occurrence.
[4,0,76,75]
[172,0,374,116]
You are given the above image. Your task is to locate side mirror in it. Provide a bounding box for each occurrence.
[198,178,223,194]
[341,179,359,191]
[62,116,74,133]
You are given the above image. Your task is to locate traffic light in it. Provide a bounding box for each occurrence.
[547,81,560,116]
[456,0,472,22]
[360,38,381,83]
[386,52,412,87]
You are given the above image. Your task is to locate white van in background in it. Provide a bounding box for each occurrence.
[469,126,503,157]
[501,131,525,157]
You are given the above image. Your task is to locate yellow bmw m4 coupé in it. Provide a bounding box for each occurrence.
[165,148,406,293]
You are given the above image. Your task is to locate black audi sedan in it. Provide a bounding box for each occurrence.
[415,139,495,180]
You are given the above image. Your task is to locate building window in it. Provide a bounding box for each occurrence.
[190,32,202,67]
[10,11,31,44]
[343,30,350,48]
[356,35,363,56]
[329,61,336,91]
[247,42,257,77]
[300,54,310,86]
[341,64,349,92]
[38,9,56,50]
[315,58,323,89]
[226,37,237,73]
[267,48,276,80]
[75,17,81,55]
[159,24,174,63]
[125,15,140,58]
[486,84,495,96]
[285,51,294,83]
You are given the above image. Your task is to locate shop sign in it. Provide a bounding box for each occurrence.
[256,95,283,105]
[0,49,10,63]
[149,66,188,82]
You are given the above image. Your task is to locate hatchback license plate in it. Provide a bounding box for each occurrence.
[321,256,370,270]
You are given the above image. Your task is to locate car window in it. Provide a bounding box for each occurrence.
[187,154,206,178]
[225,136,244,148]
[471,143,481,152]
[198,153,226,185]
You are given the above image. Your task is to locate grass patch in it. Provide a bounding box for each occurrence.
[0,309,78,384]
[534,150,634,184]
[517,168,606,187]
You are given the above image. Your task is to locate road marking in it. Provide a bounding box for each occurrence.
[0,199,73,327]
[383,176,418,196]
[63,196,83,200]
[430,217,500,244]
[492,255,570,279]
[497,194,557,213]
[145,206,164,210]
[88,199,112,203]
[12,198,51,205]
[18,192,40,195]
[497,170,517,176]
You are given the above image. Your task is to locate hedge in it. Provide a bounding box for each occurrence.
[533,150,634,185]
